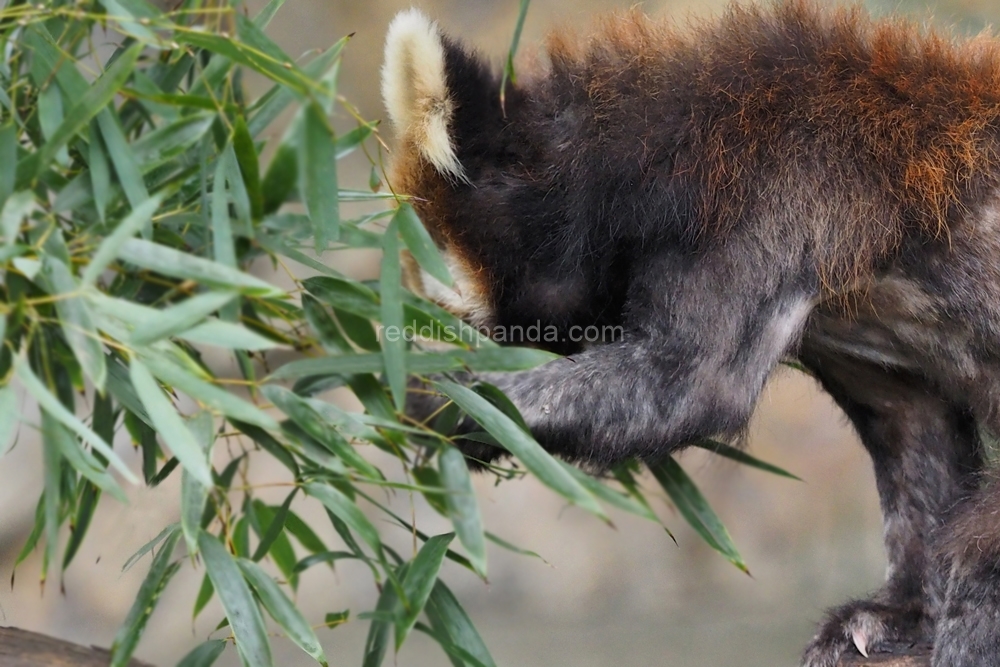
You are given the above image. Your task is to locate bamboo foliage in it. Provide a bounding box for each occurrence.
[0,1,798,665]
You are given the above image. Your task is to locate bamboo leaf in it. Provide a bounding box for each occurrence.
[396,203,452,287]
[118,239,285,297]
[181,412,214,555]
[109,529,182,667]
[238,558,328,666]
[39,258,107,390]
[129,358,213,487]
[199,532,274,667]
[177,639,227,667]
[691,439,801,480]
[17,43,143,188]
[0,385,19,458]
[649,457,748,574]
[396,533,454,649]
[300,102,339,249]
[45,411,127,503]
[130,291,238,345]
[439,447,486,577]
[14,357,137,484]
[424,580,497,667]
[436,381,608,521]
[304,482,381,554]
[270,347,556,381]
[82,194,163,286]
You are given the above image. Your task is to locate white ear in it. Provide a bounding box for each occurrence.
[382,9,467,181]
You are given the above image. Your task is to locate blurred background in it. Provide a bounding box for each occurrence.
[4,0,1000,665]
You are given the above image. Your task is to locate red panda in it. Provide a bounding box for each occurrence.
[382,3,1000,665]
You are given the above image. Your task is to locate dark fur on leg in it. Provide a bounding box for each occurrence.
[798,347,984,667]
[932,477,1000,667]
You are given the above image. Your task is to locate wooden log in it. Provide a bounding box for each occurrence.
[837,642,932,667]
[0,626,155,667]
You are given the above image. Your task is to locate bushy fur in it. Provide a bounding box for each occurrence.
[383,2,1000,665]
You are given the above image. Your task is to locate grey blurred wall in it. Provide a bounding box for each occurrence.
[3,1,1000,666]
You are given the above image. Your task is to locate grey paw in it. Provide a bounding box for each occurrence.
[801,599,927,667]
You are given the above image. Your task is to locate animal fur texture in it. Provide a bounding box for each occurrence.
[382,2,1000,665]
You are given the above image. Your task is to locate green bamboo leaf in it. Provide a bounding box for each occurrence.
[283,510,327,555]
[304,482,381,554]
[62,480,101,570]
[0,385,19,458]
[0,120,15,209]
[129,358,213,487]
[44,411,127,503]
[82,194,163,286]
[14,357,138,484]
[557,461,660,523]
[88,122,110,223]
[425,580,497,667]
[100,0,161,42]
[178,319,282,350]
[198,532,274,667]
[300,102,340,249]
[363,562,407,667]
[122,522,180,573]
[499,0,531,110]
[439,447,486,577]
[181,412,214,554]
[248,37,347,138]
[262,385,380,478]
[16,43,143,187]
[253,0,287,30]
[237,558,328,666]
[212,144,238,268]
[142,353,278,431]
[250,490,295,562]
[260,144,297,216]
[130,291,238,345]
[396,203,452,287]
[396,533,454,649]
[118,238,285,297]
[177,639,227,667]
[232,116,263,219]
[40,413,62,576]
[270,347,555,381]
[1,191,34,249]
[176,23,311,97]
[649,457,748,573]
[39,258,107,390]
[109,529,182,667]
[691,439,802,480]
[380,218,406,410]
[96,109,150,210]
[435,381,608,522]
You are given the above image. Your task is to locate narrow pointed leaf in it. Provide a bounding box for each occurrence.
[118,239,284,297]
[396,203,452,287]
[129,359,212,487]
[425,580,497,667]
[692,439,801,480]
[177,639,227,667]
[199,532,274,667]
[130,291,238,345]
[238,558,328,666]
[46,412,126,503]
[39,258,107,390]
[649,457,748,573]
[82,194,163,286]
[300,102,339,249]
[304,482,381,554]
[435,381,607,521]
[14,357,137,483]
[439,447,486,577]
[109,529,182,667]
[396,533,454,648]
[122,522,180,573]
[0,385,19,457]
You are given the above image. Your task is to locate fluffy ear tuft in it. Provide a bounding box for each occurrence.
[382,9,466,181]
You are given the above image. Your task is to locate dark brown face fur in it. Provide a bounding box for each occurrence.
[385,4,1000,666]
